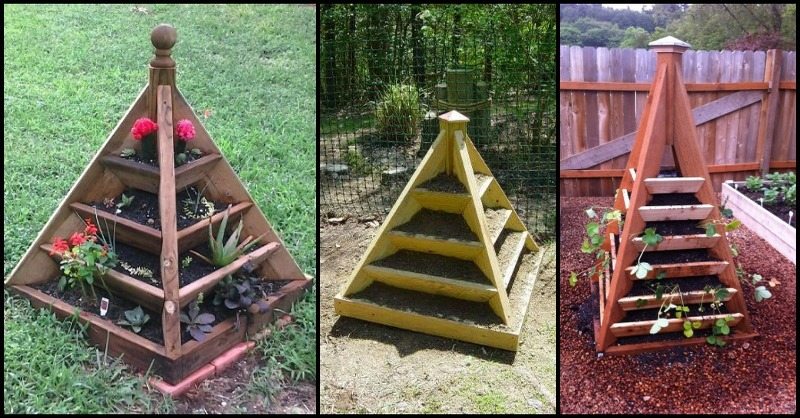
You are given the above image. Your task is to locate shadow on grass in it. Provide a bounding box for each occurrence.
[327,316,516,364]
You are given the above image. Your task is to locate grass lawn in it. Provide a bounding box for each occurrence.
[3,4,316,413]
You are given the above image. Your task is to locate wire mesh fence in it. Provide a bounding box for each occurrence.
[320,4,557,239]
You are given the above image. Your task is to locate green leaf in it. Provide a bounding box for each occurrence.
[586,222,599,237]
[683,328,693,338]
[642,228,662,246]
[675,311,682,319]
[635,298,646,308]
[590,234,604,246]
[585,208,597,219]
[720,206,733,218]
[580,239,593,253]
[715,288,730,301]
[754,286,772,302]
[683,321,692,330]
[715,318,726,327]
[706,335,717,345]
[720,324,730,335]
[569,272,578,287]
[634,262,652,279]
[692,321,702,329]
[655,271,667,280]
[751,274,763,284]
[705,223,717,237]
[725,219,741,231]
[654,284,664,300]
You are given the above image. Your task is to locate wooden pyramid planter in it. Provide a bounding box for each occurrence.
[334,111,545,351]
[592,37,757,355]
[4,25,312,384]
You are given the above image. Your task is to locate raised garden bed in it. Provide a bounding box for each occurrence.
[4,24,312,387]
[722,180,796,264]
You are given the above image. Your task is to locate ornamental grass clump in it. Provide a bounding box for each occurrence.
[375,84,421,145]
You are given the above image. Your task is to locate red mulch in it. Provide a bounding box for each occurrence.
[559,197,796,414]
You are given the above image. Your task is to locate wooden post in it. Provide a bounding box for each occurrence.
[149,24,177,122]
[439,111,469,175]
[755,49,782,175]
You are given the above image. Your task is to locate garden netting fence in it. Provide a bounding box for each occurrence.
[320,4,557,239]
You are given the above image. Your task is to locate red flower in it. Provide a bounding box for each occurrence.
[84,218,98,236]
[131,117,158,140]
[69,232,87,246]
[175,119,196,142]
[51,237,69,255]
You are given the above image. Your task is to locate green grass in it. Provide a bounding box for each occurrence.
[4,4,316,413]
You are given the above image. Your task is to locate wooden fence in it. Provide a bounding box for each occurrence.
[560,46,796,197]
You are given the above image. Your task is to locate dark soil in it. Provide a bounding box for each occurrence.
[657,169,680,178]
[560,196,797,414]
[417,174,465,193]
[393,209,477,242]
[348,282,503,327]
[645,220,706,236]
[628,275,723,297]
[647,193,701,206]
[371,250,490,285]
[639,249,717,265]
[91,187,228,231]
[738,188,796,228]
[614,328,717,346]
[111,241,225,288]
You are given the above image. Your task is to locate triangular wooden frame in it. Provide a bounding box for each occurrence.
[594,39,755,355]
[4,25,311,384]
[334,110,542,351]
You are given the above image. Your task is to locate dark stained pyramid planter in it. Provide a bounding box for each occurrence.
[591,37,756,355]
[4,24,312,384]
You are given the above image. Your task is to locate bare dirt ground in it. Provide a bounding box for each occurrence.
[320,218,556,414]
[559,197,796,414]
[163,354,316,414]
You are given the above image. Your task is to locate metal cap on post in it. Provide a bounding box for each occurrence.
[649,36,690,147]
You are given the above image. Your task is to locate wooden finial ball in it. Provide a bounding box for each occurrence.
[151,24,177,50]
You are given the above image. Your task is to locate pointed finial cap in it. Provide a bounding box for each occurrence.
[438,110,470,123]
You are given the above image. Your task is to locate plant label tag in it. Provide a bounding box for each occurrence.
[100,298,110,317]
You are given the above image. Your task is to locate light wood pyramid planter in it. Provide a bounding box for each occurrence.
[4,25,312,384]
[334,111,544,351]
[593,37,756,355]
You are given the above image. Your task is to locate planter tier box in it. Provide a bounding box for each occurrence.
[721,181,796,265]
[4,24,312,385]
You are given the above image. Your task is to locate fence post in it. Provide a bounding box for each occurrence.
[755,49,782,175]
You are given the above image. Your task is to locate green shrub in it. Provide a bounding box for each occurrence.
[375,84,421,144]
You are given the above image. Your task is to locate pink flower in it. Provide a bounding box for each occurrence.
[175,119,196,142]
[131,117,158,140]
[69,232,86,247]
[84,218,98,236]
[51,237,69,255]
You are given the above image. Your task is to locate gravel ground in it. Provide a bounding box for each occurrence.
[559,197,796,414]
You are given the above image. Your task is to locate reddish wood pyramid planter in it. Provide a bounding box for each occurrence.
[593,37,756,355]
[4,24,312,384]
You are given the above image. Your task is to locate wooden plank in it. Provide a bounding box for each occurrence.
[560,81,768,92]
[169,317,246,384]
[625,261,729,279]
[598,263,605,325]
[561,160,795,179]
[756,50,783,174]
[333,296,520,351]
[559,90,765,170]
[619,288,737,310]
[411,189,469,214]
[609,233,617,271]
[178,241,281,308]
[174,153,223,191]
[638,204,713,221]
[475,174,493,199]
[621,189,630,210]
[156,85,181,357]
[779,81,796,90]
[610,313,743,337]
[604,332,757,356]
[488,209,512,245]
[632,234,720,252]
[722,182,795,264]
[643,177,705,194]
[628,168,636,181]
[387,231,481,259]
[247,279,312,335]
[101,155,161,194]
[175,201,253,253]
[363,265,496,302]
[70,202,162,254]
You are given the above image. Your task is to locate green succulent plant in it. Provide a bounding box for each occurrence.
[117,306,150,334]
[191,206,265,267]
